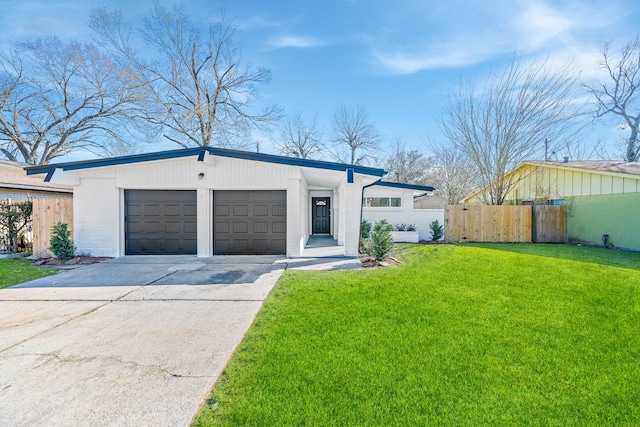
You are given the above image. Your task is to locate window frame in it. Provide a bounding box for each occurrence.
[364,196,402,208]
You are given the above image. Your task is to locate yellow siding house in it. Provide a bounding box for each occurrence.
[463,161,640,250]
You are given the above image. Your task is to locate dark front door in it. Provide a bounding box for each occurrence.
[312,197,330,234]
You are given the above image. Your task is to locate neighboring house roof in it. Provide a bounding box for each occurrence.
[374,181,435,192]
[413,193,447,209]
[25,147,387,178]
[462,160,640,203]
[0,159,72,193]
[538,160,640,177]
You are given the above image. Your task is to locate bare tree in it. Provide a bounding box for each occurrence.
[384,138,430,184]
[425,141,478,204]
[556,136,610,161]
[0,37,142,165]
[273,112,324,159]
[587,36,640,161]
[441,56,585,205]
[330,104,381,165]
[90,3,280,149]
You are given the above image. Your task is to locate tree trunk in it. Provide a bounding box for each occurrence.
[627,126,639,162]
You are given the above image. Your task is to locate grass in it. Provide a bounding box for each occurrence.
[0,258,59,289]
[193,244,640,426]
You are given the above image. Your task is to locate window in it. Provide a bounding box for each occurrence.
[365,197,402,208]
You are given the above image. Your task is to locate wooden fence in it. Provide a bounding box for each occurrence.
[32,198,73,258]
[532,205,567,243]
[445,204,566,243]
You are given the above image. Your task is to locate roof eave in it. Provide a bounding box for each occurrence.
[25,147,387,178]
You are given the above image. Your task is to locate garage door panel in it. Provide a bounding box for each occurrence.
[215,206,230,216]
[125,190,197,255]
[165,205,180,216]
[184,204,197,216]
[233,205,249,216]
[213,190,286,255]
[215,240,230,252]
[215,222,229,233]
[272,205,286,216]
[233,222,249,233]
[184,221,197,234]
[165,221,180,233]
[254,205,268,216]
[233,240,249,251]
[144,205,160,216]
[254,222,268,233]
[253,239,268,250]
[272,222,286,233]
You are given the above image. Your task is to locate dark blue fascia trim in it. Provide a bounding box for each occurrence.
[347,168,354,183]
[44,168,55,182]
[25,146,387,177]
[25,147,201,175]
[374,181,435,192]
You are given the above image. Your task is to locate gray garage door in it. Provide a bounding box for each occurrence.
[213,190,286,255]
[125,190,197,255]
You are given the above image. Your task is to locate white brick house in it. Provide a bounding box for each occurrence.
[26,147,390,257]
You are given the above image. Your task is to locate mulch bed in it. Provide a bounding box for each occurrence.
[33,256,112,266]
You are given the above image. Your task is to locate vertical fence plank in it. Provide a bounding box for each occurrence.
[33,198,74,258]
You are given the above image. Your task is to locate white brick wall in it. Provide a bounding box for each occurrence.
[74,178,118,257]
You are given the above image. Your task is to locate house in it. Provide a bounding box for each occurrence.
[363,182,444,241]
[463,160,640,250]
[413,193,447,210]
[26,147,396,257]
[1,159,72,201]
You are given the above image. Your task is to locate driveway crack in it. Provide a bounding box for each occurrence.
[16,352,214,380]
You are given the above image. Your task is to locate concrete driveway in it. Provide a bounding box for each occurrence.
[0,255,291,426]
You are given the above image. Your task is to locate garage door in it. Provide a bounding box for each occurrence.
[213,190,286,255]
[125,190,197,255]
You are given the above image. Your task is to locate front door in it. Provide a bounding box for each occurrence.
[312,197,330,234]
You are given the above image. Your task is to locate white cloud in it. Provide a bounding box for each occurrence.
[515,2,575,50]
[268,35,322,49]
[369,0,625,75]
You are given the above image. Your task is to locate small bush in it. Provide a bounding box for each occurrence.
[430,219,444,241]
[369,219,394,261]
[49,222,75,260]
[394,223,406,231]
[406,224,416,231]
[360,219,372,239]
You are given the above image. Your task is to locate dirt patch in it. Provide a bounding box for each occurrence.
[33,256,112,266]
[419,240,452,245]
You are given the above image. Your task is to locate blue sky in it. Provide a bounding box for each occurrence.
[2,0,639,161]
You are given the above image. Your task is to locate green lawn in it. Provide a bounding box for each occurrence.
[0,258,59,289]
[193,244,640,426]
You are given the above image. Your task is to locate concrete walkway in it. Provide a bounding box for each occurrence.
[0,255,360,426]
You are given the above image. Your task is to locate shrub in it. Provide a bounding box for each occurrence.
[0,200,32,253]
[49,222,75,260]
[360,219,372,239]
[430,219,444,241]
[406,224,416,231]
[394,223,406,231]
[369,219,394,261]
